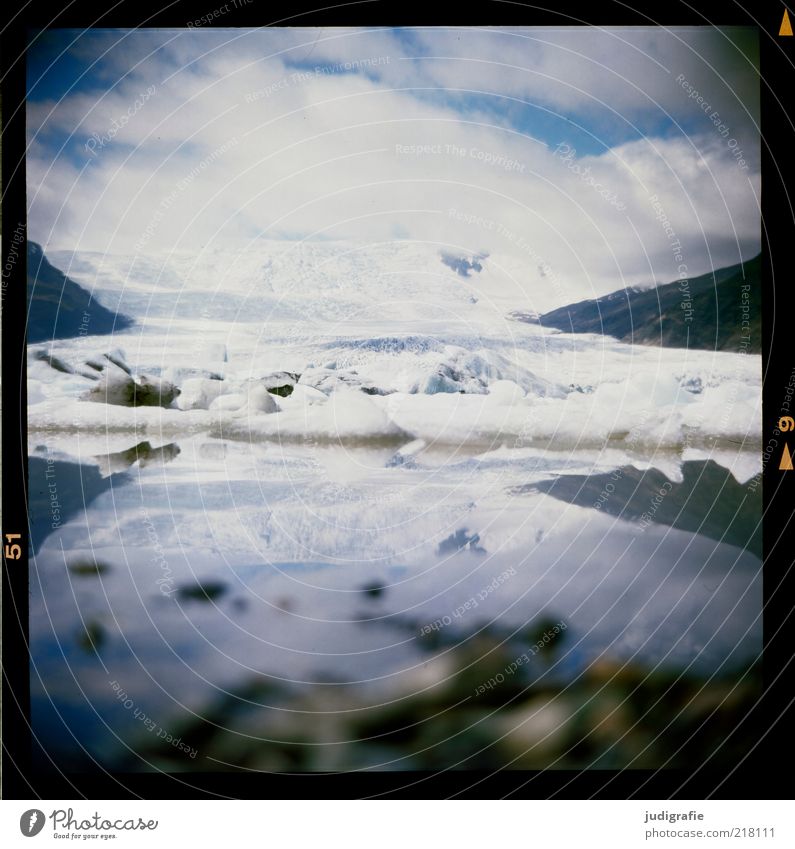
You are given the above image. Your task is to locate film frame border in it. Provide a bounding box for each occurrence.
[1,0,792,800]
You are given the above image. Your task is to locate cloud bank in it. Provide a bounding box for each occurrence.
[27,26,760,299]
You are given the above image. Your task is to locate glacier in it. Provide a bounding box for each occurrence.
[26,240,763,772]
[32,240,761,463]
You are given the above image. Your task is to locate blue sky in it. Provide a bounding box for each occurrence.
[26,26,760,291]
[28,26,760,154]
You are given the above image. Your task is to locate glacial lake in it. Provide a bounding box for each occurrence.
[28,434,762,772]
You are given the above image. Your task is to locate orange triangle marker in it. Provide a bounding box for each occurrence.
[780,443,794,470]
[780,9,793,36]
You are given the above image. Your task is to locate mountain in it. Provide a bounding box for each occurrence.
[28,457,128,554]
[537,254,761,353]
[27,242,132,344]
[525,460,762,558]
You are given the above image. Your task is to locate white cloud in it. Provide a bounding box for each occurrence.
[27,27,760,300]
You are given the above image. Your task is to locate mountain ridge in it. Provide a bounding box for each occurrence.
[27,241,133,344]
[536,254,761,353]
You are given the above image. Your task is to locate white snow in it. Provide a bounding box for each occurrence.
[176,378,226,411]
[29,240,762,479]
[28,231,763,746]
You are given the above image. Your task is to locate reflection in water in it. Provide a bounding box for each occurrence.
[518,460,762,558]
[436,528,486,555]
[68,560,111,576]
[96,441,180,477]
[76,621,107,655]
[175,581,229,603]
[28,457,127,555]
[127,644,760,772]
[28,439,762,773]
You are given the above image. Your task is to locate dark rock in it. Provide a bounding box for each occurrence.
[361,582,386,599]
[104,351,132,375]
[84,373,137,406]
[125,623,761,773]
[520,617,567,655]
[77,621,106,654]
[35,349,102,380]
[360,385,392,396]
[35,350,76,375]
[508,310,540,324]
[132,377,180,407]
[96,441,180,476]
[441,252,488,278]
[68,560,110,576]
[176,582,228,603]
[261,372,301,396]
[85,372,180,408]
[267,384,294,397]
[682,376,704,394]
[437,528,486,555]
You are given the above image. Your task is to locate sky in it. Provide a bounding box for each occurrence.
[26,26,761,296]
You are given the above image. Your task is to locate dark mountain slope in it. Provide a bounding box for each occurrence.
[519,459,762,558]
[536,254,761,352]
[27,241,132,343]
